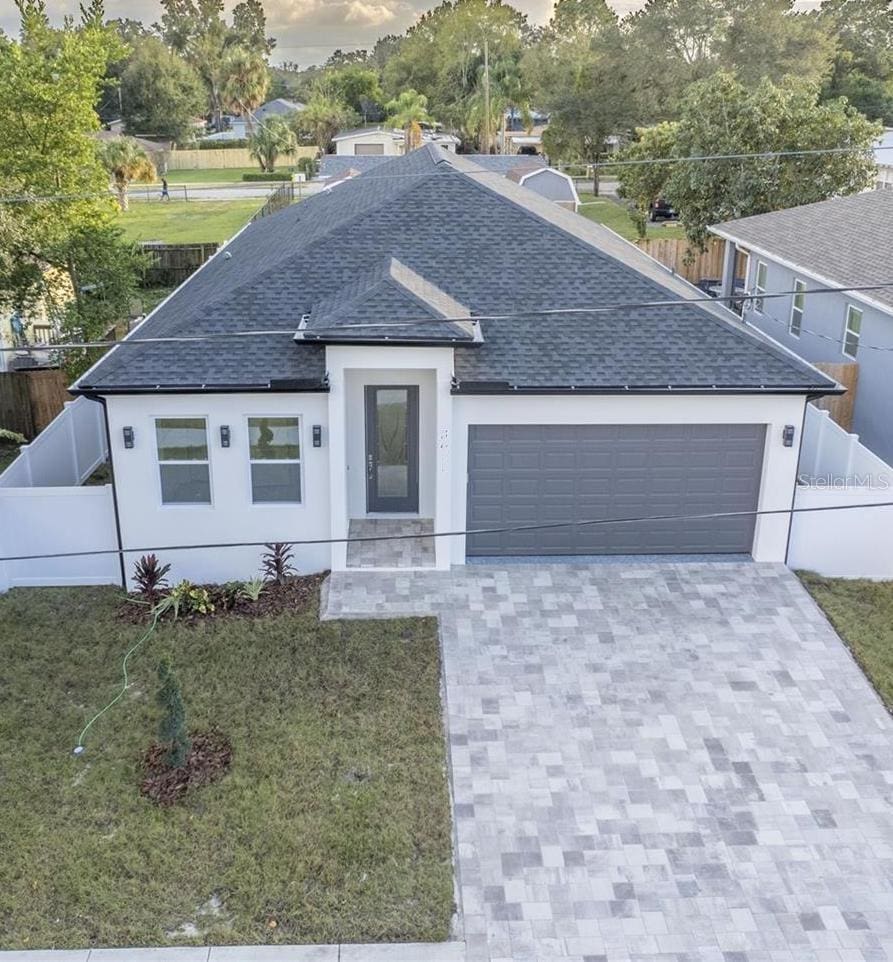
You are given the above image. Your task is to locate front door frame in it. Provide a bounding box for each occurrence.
[364,384,420,513]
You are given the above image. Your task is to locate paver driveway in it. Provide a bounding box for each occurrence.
[324,563,893,962]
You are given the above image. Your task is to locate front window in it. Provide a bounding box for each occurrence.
[248,417,302,503]
[156,418,211,504]
[789,279,806,337]
[753,261,768,313]
[843,305,862,359]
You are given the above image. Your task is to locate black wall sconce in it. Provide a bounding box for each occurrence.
[122,426,134,449]
[782,425,795,447]
[220,425,231,448]
[312,425,323,448]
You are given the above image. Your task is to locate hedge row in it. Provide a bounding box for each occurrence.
[242,171,293,182]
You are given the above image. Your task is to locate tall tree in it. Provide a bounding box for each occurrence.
[328,65,384,120]
[99,137,157,211]
[819,0,893,123]
[0,0,143,380]
[618,73,882,247]
[119,36,206,142]
[231,0,275,56]
[220,46,269,133]
[293,92,355,154]
[386,89,433,152]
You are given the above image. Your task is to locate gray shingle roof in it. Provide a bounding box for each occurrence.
[319,155,391,179]
[460,154,546,173]
[78,145,838,395]
[711,190,893,310]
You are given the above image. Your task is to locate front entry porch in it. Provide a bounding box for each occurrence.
[346,518,436,569]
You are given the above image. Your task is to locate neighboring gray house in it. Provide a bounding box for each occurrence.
[711,190,893,462]
[876,128,893,190]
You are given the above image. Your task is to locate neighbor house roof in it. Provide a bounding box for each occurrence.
[319,155,391,179]
[255,98,305,120]
[332,126,397,143]
[460,154,547,173]
[711,190,893,311]
[76,146,838,397]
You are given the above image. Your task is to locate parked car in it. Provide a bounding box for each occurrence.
[649,197,678,222]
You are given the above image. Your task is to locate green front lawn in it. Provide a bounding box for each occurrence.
[577,193,688,242]
[118,200,262,244]
[0,584,453,949]
[799,574,893,712]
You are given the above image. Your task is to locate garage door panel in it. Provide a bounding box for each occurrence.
[466,423,765,556]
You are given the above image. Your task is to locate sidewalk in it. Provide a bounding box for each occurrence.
[0,943,464,962]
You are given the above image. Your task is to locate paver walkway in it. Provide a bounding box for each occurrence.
[324,563,893,962]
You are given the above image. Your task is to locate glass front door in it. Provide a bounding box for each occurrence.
[365,385,419,513]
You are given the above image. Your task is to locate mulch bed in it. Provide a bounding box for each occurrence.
[119,572,328,625]
[140,730,233,806]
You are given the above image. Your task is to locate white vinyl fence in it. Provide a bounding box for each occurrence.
[0,396,119,593]
[789,406,893,579]
[0,486,119,592]
[0,396,107,487]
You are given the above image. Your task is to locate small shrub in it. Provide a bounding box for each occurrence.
[156,658,190,769]
[155,580,215,620]
[0,428,27,445]
[241,577,265,602]
[218,581,243,610]
[133,553,172,600]
[296,155,318,179]
[241,170,292,182]
[261,543,295,585]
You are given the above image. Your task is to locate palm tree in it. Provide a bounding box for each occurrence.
[385,89,433,153]
[294,93,354,154]
[491,59,532,154]
[248,115,296,172]
[221,46,269,135]
[99,137,156,212]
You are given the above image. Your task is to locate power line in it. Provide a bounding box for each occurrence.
[5,281,893,354]
[2,144,892,204]
[2,499,893,565]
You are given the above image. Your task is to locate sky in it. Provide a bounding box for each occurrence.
[1,0,822,68]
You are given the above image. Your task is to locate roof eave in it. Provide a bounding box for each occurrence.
[451,381,843,397]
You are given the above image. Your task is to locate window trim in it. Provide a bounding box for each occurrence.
[789,277,806,338]
[753,260,768,313]
[843,304,862,359]
[155,415,213,507]
[245,414,304,506]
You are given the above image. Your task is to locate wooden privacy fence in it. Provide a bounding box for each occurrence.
[166,146,317,170]
[635,236,726,285]
[0,368,69,438]
[140,242,219,287]
[812,362,859,432]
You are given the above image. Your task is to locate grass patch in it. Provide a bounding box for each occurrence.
[118,200,262,244]
[577,193,688,242]
[0,585,453,949]
[799,573,893,712]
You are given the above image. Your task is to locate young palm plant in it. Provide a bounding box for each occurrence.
[99,137,156,211]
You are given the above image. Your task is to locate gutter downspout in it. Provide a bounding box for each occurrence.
[85,393,126,589]
[784,395,811,567]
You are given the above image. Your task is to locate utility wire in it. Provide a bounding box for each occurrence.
[5,281,893,353]
[3,144,892,205]
[3,499,893,565]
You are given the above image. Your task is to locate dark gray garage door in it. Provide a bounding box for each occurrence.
[466,424,766,556]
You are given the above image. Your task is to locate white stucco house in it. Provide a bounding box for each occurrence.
[333,126,459,156]
[72,147,840,586]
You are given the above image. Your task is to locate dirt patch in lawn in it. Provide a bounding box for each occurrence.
[141,730,233,806]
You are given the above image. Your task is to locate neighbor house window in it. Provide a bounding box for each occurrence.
[156,417,211,504]
[789,279,806,337]
[753,261,768,313]
[843,304,862,358]
[248,417,302,503]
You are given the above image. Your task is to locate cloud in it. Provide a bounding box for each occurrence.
[345,1,399,26]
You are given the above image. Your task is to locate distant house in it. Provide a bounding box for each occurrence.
[711,190,893,462]
[876,128,893,190]
[332,126,459,157]
[202,99,306,142]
